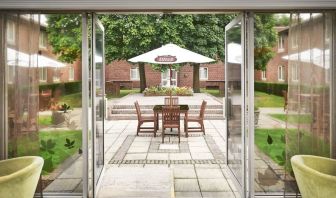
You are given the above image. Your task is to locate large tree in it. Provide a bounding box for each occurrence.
[47,14,277,92]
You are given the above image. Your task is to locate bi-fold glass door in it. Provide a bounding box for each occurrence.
[225,13,254,198]
[82,13,105,198]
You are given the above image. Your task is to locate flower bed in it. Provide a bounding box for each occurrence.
[143,86,193,96]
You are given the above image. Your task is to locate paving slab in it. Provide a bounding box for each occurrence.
[169,153,192,160]
[196,168,224,179]
[44,178,82,192]
[174,179,200,192]
[98,167,173,198]
[175,192,202,198]
[202,192,236,198]
[147,153,169,160]
[198,179,231,192]
[173,168,197,179]
[124,153,147,160]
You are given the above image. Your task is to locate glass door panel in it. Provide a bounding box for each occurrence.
[92,15,105,187]
[225,15,245,193]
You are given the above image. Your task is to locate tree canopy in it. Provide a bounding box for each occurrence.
[46,13,278,75]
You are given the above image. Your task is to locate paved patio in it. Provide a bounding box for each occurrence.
[98,119,240,198]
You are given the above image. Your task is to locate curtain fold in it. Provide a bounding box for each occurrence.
[286,12,334,193]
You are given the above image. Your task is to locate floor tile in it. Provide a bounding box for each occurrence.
[174,179,200,192]
[196,168,224,179]
[202,192,235,198]
[191,152,214,160]
[174,168,196,179]
[169,153,192,160]
[147,153,169,160]
[198,179,231,192]
[175,192,202,198]
[159,144,179,150]
[124,153,147,160]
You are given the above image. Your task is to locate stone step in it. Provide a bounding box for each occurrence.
[107,114,225,120]
[109,104,223,110]
[110,109,223,114]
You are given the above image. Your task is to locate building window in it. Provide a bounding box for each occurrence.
[53,68,60,82]
[278,35,285,52]
[39,30,47,48]
[69,66,75,81]
[7,20,15,45]
[199,67,208,80]
[278,65,285,81]
[130,67,140,80]
[291,63,299,82]
[39,67,48,82]
[261,70,266,81]
[7,66,15,84]
[292,31,298,49]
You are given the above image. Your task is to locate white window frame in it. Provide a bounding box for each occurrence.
[39,67,48,83]
[6,20,15,45]
[161,69,177,87]
[39,30,47,49]
[292,31,298,49]
[130,67,140,80]
[278,65,285,82]
[53,68,60,82]
[199,67,208,80]
[278,35,285,52]
[291,63,299,82]
[69,66,75,81]
[261,70,266,81]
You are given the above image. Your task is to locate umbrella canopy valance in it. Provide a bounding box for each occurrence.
[128,43,215,64]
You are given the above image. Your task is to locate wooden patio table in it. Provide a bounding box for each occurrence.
[153,104,190,136]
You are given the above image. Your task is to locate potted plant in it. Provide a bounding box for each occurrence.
[51,103,72,127]
[254,106,260,126]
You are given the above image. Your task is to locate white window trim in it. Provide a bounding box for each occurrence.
[199,67,208,81]
[7,20,15,45]
[53,68,60,82]
[278,65,285,82]
[261,70,266,81]
[130,67,140,81]
[39,30,47,49]
[39,67,48,83]
[278,35,285,52]
[291,63,299,82]
[69,66,75,81]
[161,69,177,87]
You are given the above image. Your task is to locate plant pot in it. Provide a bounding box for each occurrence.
[254,110,260,126]
[51,111,71,127]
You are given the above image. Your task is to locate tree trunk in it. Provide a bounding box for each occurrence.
[139,63,147,93]
[192,63,200,93]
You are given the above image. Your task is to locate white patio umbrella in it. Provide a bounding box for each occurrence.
[128,43,215,103]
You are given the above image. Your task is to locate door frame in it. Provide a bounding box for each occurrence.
[225,12,254,198]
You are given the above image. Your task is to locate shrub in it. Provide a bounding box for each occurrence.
[39,81,82,96]
[255,81,288,96]
[143,86,193,96]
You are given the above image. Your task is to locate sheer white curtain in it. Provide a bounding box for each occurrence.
[286,12,335,193]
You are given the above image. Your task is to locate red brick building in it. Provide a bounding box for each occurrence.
[105,60,225,89]
[255,27,289,83]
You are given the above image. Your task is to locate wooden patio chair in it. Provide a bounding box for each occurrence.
[135,101,156,137]
[162,106,181,143]
[164,97,179,106]
[184,100,207,136]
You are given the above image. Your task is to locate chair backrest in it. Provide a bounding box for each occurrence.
[134,101,142,121]
[164,97,179,106]
[162,106,180,125]
[199,100,207,119]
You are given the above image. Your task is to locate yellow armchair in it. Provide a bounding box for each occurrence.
[291,155,336,198]
[0,156,44,198]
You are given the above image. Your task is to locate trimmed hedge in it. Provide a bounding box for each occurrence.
[255,81,288,97]
[39,81,82,95]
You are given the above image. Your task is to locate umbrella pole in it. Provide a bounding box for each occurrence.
[169,65,172,106]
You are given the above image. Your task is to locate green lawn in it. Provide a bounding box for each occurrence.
[107,89,140,99]
[9,130,82,175]
[38,115,52,126]
[39,130,82,174]
[255,128,330,168]
[269,114,312,124]
[255,91,284,108]
[59,92,82,108]
[200,88,222,97]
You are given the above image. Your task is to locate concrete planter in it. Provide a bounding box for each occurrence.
[51,110,71,127]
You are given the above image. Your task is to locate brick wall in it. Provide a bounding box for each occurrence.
[105,60,225,88]
[255,27,289,83]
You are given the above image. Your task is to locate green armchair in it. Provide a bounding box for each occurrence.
[0,156,44,198]
[291,155,336,198]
